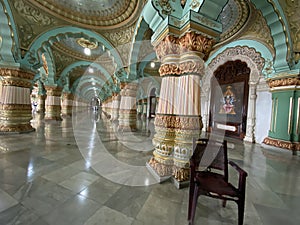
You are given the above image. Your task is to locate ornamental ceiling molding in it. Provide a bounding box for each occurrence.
[284,0,300,55]
[218,0,250,43]
[236,4,275,55]
[12,0,59,49]
[26,0,141,29]
[102,26,136,46]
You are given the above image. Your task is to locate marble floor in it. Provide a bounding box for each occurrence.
[0,109,300,225]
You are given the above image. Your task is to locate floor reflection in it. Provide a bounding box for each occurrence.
[0,109,300,225]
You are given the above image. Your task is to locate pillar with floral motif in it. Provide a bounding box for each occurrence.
[36,94,46,113]
[61,92,73,117]
[0,68,35,133]
[147,32,216,186]
[118,82,138,131]
[44,85,62,120]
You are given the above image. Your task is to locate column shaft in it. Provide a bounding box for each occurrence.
[44,86,62,120]
[0,68,35,133]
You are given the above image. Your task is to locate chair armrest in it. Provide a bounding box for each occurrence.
[229,160,248,192]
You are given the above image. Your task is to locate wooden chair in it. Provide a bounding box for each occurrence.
[188,138,248,225]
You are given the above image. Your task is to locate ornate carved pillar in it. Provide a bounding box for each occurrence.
[44,85,62,120]
[61,92,73,117]
[36,94,46,113]
[118,82,138,131]
[147,32,215,186]
[244,82,258,142]
[111,93,121,121]
[0,68,35,133]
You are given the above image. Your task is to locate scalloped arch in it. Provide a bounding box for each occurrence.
[20,26,122,70]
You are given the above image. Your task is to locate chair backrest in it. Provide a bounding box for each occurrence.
[191,138,228,181]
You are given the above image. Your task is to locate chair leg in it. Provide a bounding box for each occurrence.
[222,199,227,207]
[188,183,195,221]
[189,185,200,225]
[237,199,245,225]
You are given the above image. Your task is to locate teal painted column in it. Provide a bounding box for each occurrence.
[263,76,300,153]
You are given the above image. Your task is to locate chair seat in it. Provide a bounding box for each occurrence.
[195,171,238,197]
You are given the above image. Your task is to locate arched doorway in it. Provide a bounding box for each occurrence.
[209,60,250,139]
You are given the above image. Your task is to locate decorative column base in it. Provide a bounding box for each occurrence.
[44,86,62,121]
[118,109,137,131]
[45,105,62,121]
[0,104,35,133]
[147,114,202,188]
[61,105,72,117]
[263,137,299,154]
[36,95,46,114]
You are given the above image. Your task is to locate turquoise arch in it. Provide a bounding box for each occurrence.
[58,61,112,90]
[20,26,123,70]
[71,74,106,94]
[129,18,151,80]
[250,0,292,73]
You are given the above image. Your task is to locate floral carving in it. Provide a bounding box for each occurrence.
[159,61,205,76]
[155,35,180,60]
[154,114,203,130]
[155,32,214,60]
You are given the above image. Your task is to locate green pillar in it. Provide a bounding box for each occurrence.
[263,76,300,153]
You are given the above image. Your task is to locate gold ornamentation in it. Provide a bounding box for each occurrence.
[179,31,214,58]
[45,86,62,96]
[173,167,189,182]
[77,38,98,49]
[0,104,31,110]
[159,61,205,76]
[154,0,175,16]
[155,35,180,60]
[263,137,294,150]
[285,0,300,54]
[41,53,49,75]
[154,114,203,130]
[148,157,174,177]
[0,124,34,133]
[27,0,139,28]
[267,77,300,88]
[240,5,274,52]
[148,158,190,181]
[0,68,34,88]
[155,32,214,60]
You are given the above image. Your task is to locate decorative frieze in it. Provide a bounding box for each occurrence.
[263,137,295,151]
[155,114,203,130]
[267,76,300,88]
[159,60,205,76]
[0,68,34,88]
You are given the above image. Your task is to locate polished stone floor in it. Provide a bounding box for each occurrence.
[0,109,300,225]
